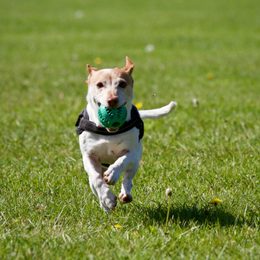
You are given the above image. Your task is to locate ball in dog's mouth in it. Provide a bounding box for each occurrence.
[98,104,127,129]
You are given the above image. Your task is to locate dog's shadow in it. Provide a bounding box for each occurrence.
[134,202,242,227]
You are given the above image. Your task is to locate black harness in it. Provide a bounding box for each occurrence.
[75,105,144,140]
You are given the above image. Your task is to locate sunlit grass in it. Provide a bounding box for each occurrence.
[0,0,259,258]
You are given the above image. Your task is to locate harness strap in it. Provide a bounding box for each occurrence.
[75,105,144,140]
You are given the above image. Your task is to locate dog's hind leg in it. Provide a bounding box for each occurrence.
[118,145,142,203]
[118,161,140,204]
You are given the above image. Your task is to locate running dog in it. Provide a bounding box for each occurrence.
[76,57,176,212]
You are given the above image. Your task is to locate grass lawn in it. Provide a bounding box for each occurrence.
[0,0,259,258]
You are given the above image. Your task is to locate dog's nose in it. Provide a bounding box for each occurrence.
[108,96,119,108]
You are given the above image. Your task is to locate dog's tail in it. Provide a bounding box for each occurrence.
[138,101,177,119]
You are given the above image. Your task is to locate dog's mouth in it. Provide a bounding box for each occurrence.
[94,98,126,109]
[96,100,102,107]
[106,127,119,133]
[94,98,128,131]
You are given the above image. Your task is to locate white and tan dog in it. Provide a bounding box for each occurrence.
[76,57,176,212]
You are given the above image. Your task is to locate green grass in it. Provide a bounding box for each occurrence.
[0,0,259,258]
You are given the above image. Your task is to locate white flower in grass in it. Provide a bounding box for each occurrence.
[145,44,155,53]
[165,188,172,197]
[165,188,172,226]
[192,98,199,107]
[74,10,84,19]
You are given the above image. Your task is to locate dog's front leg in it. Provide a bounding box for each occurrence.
[82,153,117,212]
[103,149,131,185]
[103,148,142,203]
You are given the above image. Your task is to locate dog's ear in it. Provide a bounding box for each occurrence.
[124,56,134,75]
[86,64,97,75]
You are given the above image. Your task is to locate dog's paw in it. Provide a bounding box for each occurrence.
[103,166,120,185]
[119,193,133,204]
[100,190,117,212]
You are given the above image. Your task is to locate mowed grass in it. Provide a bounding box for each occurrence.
[0,0,259,258]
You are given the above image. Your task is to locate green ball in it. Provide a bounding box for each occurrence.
[98,105,127,128]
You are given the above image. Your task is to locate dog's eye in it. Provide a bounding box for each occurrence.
[96,82,104,89]
[118,80,127,89]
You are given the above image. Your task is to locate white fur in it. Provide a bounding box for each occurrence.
[79,128,142,211]
[139,101,177,119]
[78,59,176,212]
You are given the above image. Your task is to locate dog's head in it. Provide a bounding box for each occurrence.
[86,57,134,111]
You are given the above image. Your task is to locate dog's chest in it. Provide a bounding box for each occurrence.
[79,128,140,164]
